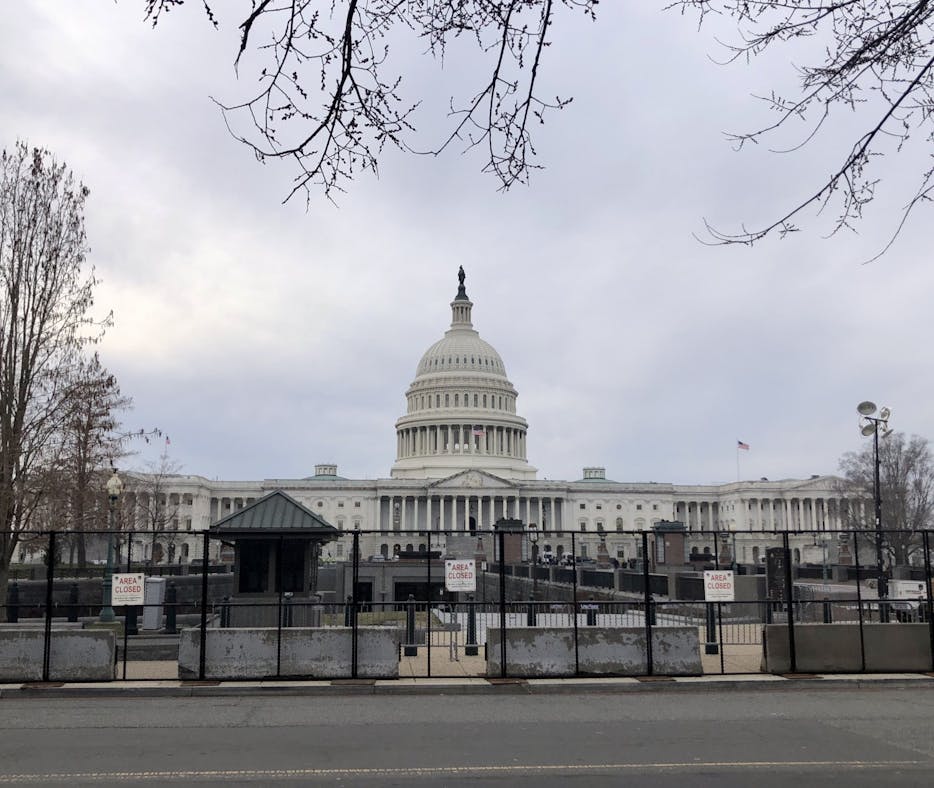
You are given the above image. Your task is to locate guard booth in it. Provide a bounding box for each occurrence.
[211,490,339,626]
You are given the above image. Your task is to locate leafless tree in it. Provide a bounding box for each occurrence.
[0,141,102,619]
[143,1,599,203]
[838,431,934,567]
[674,1,934,256]
[126,446,182,565]
[55,355,132,567]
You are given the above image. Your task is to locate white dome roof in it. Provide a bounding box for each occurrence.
[390,270,536,480]
[416,333,507,378]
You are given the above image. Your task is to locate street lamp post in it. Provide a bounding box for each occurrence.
[857,401,892,623]
[99,468,123,623]
[527,524,539,626]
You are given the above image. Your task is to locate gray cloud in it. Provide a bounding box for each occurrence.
[1,2,930,486]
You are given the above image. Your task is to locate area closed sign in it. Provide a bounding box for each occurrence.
[703,570,734,602]
[445,560,476,592]
[111,573,145,606]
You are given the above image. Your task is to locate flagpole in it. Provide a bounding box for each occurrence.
[736,445,740,482]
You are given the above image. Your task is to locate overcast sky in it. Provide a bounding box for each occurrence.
[2,2,931,486]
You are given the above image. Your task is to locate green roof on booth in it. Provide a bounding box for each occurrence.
[210,489,338,536]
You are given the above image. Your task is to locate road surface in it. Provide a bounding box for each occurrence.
[1,686,933,785]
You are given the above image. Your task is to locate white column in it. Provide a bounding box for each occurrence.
[414,496,421,532]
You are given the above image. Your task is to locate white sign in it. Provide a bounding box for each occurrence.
[445,559,476,592]
[703,570,735,602]
[111,573,145,606]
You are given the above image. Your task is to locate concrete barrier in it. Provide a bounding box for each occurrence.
[486,626,702,677]
[0,629,115,681]
[177,626,403,680]
[762,623,934,673]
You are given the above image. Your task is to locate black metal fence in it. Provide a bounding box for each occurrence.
[2,527,934,681]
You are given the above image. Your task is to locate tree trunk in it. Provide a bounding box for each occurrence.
[76,531,87,568]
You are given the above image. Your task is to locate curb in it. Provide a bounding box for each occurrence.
[3,674,933,699]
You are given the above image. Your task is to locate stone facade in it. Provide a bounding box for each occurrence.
[110,273,849,569]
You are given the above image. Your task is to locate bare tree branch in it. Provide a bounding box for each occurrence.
[143,1,598,204]
[674,1,934,254]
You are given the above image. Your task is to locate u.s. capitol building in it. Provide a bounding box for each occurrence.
[124,270,845,566]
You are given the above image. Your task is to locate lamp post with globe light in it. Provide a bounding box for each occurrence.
[98,468,123,623]
[857,401,892,623]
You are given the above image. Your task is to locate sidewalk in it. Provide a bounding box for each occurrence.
[3,672,933,698]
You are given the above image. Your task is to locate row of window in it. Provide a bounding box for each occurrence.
[426,355,503,372]
[408,391,514,413]
[578,517,652,532]
[579,502,659,512]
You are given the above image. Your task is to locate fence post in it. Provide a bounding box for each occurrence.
[782,532,796,673]
[198,531,209,681]
[923,531,934,672]
[465,594,479,656]
[425,534,433,677]
[571,532,580,676]
[124,541,138,637]
[42,531,56,682]
[822,598,833,624]
[498,527,507,679]
[642,531,653,676]
[165,581,178,634]
[351,529,359,679]
[705,603,718,654]
[853,534,866,672]
[220,595,230,628]
[404,594,418,656]
[276,535,284,678]
[6,581,19,624]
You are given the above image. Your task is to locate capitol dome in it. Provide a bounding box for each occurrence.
[390,270,537,480]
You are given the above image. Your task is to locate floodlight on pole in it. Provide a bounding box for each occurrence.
[857,401,892,622]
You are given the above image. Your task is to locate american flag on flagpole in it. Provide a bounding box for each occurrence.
[472,426,485,436]
[737,440,750,451]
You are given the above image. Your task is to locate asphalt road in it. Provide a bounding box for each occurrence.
[1,687,933,786]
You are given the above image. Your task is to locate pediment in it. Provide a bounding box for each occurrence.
[429,469,517,491]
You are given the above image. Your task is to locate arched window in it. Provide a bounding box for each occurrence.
[454,394,459,406]
[483,395,487,407]
[473,393,478,406]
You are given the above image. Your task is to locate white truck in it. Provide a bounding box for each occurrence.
[886,579,929,619]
